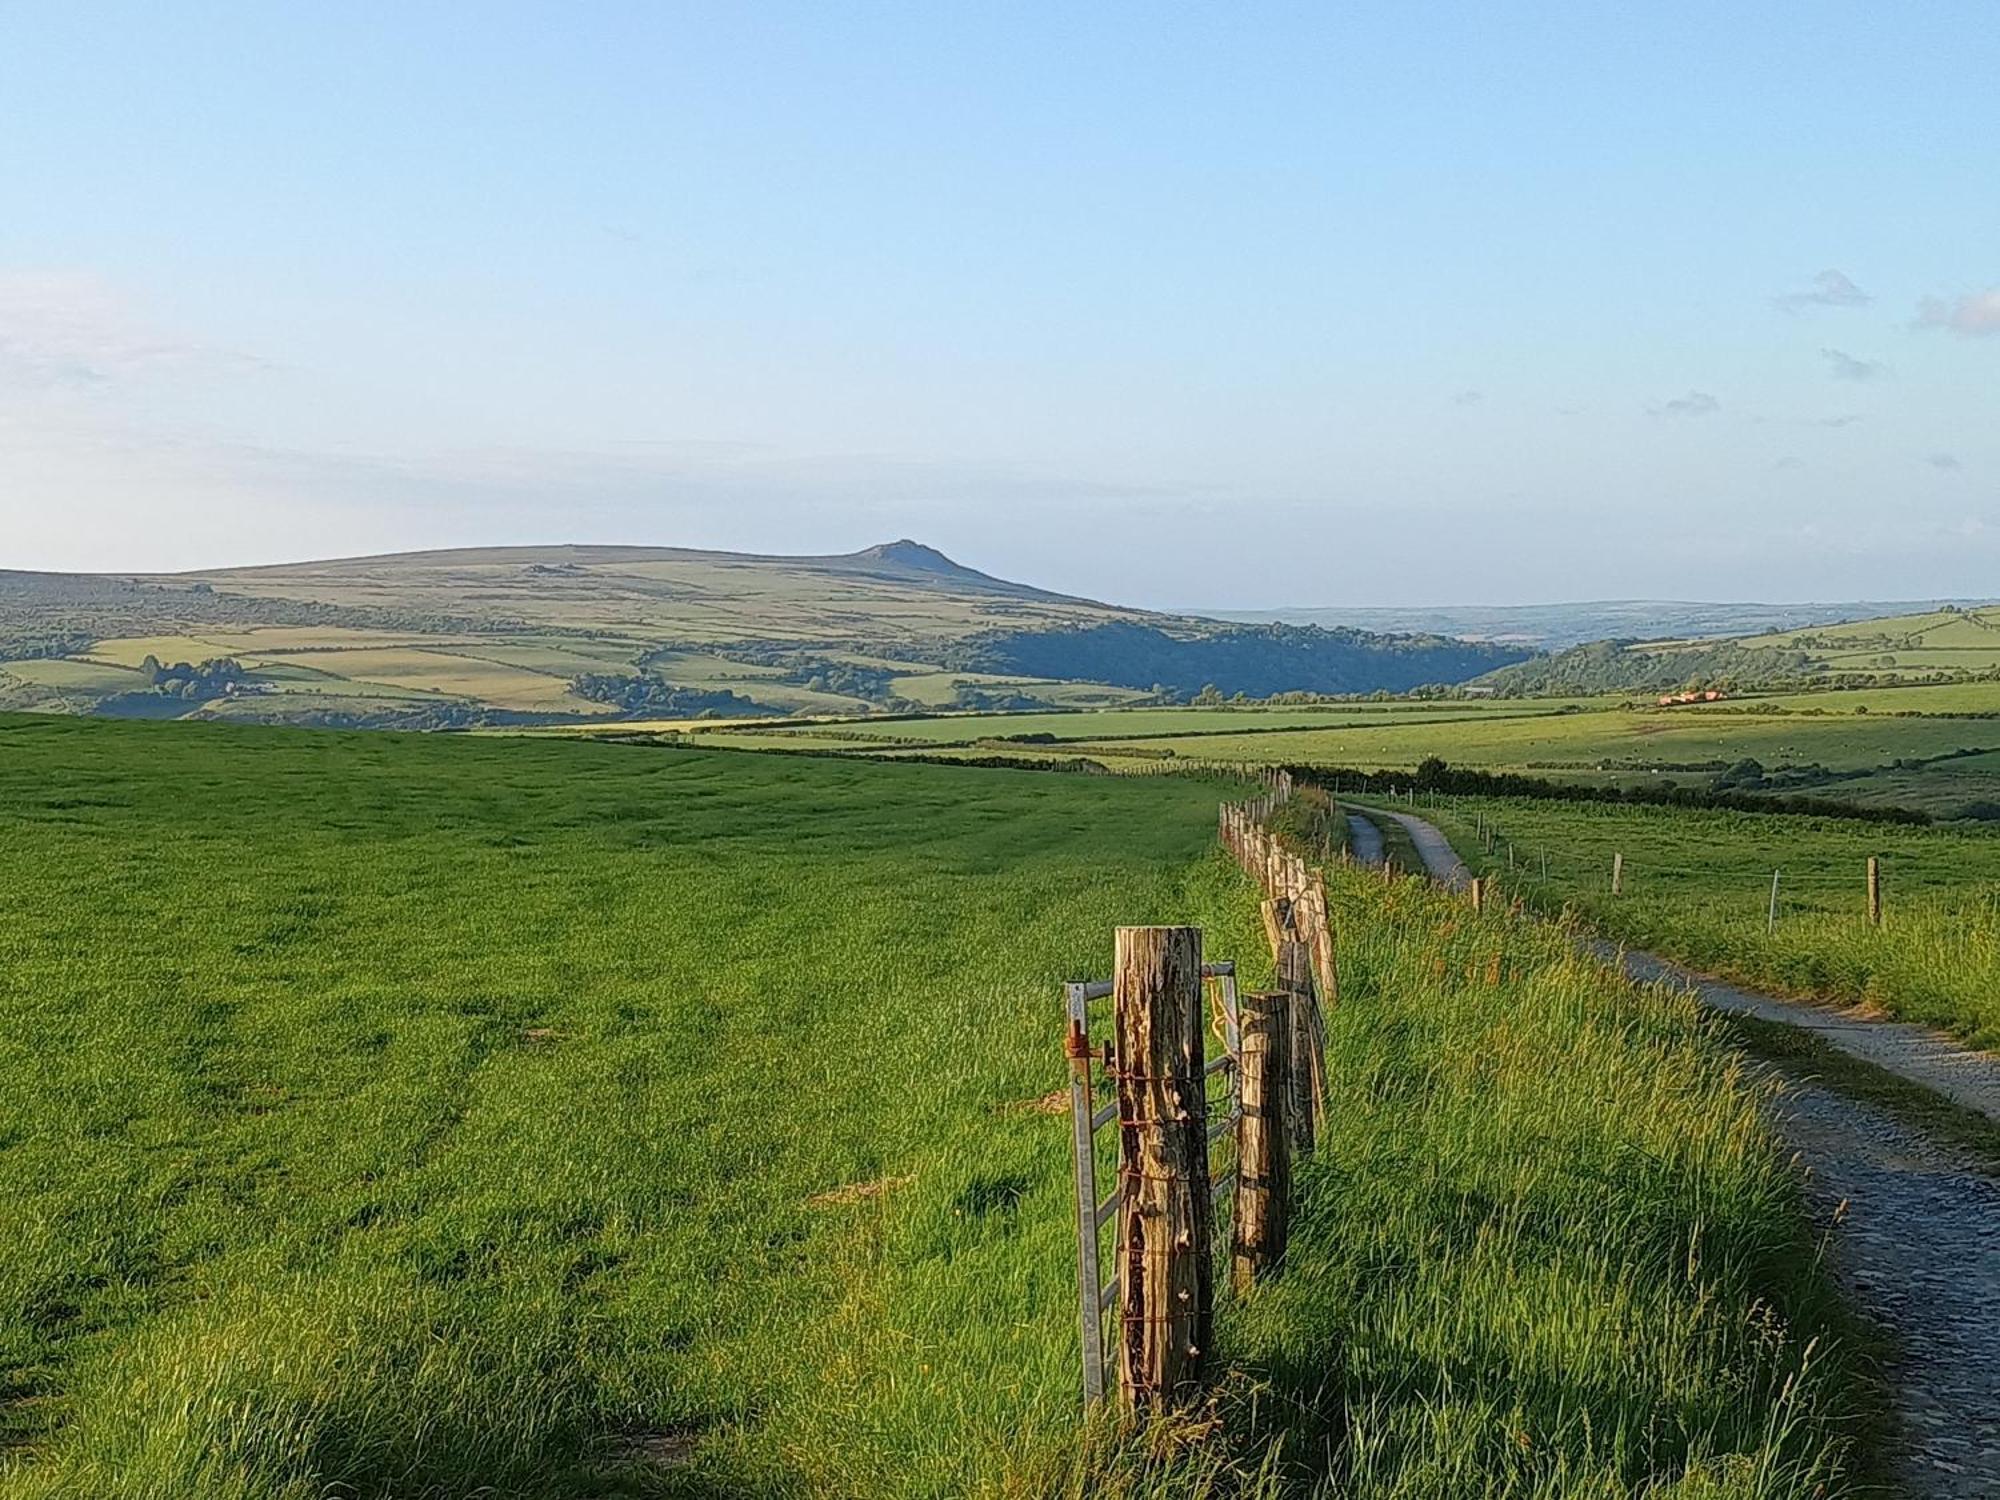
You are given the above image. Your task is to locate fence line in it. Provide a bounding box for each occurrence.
[1063,768,1335,1413]
[1442,801,1900,931]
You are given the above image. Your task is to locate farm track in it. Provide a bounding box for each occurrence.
[1344,811,1385,867]
[1369,805,2000,1497]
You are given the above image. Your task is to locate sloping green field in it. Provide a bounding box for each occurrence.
[0,718,1861,1497]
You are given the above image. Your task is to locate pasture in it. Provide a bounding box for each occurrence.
[1424,795,2000,1049]
[0,715,1865,1497]
[688,695,2000,816]
[0,717,1239,1497]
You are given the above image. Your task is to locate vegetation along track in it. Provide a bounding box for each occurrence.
[1364,803,2000,1496]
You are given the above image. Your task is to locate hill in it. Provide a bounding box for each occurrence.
[1477,603,2000,697]
[0,543,1528,727]
[1202,597,1995,650]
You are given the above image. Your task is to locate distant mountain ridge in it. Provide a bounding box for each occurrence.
[180,538,1072,602]
[1,539,1532,726]
[1201,599,1998,651]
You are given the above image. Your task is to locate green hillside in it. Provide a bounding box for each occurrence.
[1480,604,2000,697]
[0,544,1526,728]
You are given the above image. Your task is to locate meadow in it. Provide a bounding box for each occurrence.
[0,717,1863,1496]
[1421,794,2000,1049]
[689,691,2000,817]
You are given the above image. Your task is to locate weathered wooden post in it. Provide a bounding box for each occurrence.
[1112,926,1211,1412]
[1276,939,1322,1153]
[1231,990,1290,1290]
[1612,852,1624,896]
[1305,871,1338,1008]
[1867,857,1882,927]
[1469,876,1484,912]
[1767,869,1781,935]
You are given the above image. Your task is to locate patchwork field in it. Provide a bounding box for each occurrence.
[0,716,1862,1497]
[669,687,2000,818]
[1,544,1525,727]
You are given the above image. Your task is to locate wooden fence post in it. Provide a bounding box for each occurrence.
[1305,871,1338,1008]
[1612,852,1624,896]
[1112,926,1211,1412]
[1768,869,1781,935]
[1276,940,1321,1154]
[1231,990,1290,1290]
[1867,857,1882,926]
[1469,876,1484,912]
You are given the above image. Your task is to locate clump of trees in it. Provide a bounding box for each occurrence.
[952,684,1053,711]
[944,620,1529,698]
[1478,640,1815,697]
[568,672,782,718]
[137,655,248,698]
[0,630,92,661]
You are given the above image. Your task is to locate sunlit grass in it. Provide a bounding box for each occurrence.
[1427,794,2000,1048]
[0,718,1863,1497]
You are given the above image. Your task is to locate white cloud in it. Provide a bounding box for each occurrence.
[1915,288,2000,337]
[1820,347,1887,381]
[0,269,263,390]
[1772,269,1870,311]
[1651,391,1720,418]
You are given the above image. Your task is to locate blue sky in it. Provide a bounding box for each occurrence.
[2,2,1995,607]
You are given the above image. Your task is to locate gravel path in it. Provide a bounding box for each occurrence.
[1373,806,1471,890]
[1608,946,2000,1126]
[1345,812,1384,867]
[1366,803,2000,1496]
[1370,806,2000,1126]
[1780,1081,2000,1495]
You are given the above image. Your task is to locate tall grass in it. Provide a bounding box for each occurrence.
[1425,795,2000,1047]
[0,715,1241,1497]
[0,718,1862,1496]
[1146,865,1860,1498]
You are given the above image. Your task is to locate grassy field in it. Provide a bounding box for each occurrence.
[706,701,1586,747]
[696,695,2000,817]
[1421,794,2000,1049]
[0,716,1871,1496]
[0,717,1247,1497]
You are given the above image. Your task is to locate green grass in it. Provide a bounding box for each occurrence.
[0,718,1865,1497]
[1681,681,2000,714]
[798,701,2000,816]
[1200,865,1863,1497]
[0,716,1242,1497]
[1059,708,2000,777]
[1426,794,2000,1049]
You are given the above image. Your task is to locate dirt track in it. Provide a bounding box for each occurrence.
[1365,803,2000,1497]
